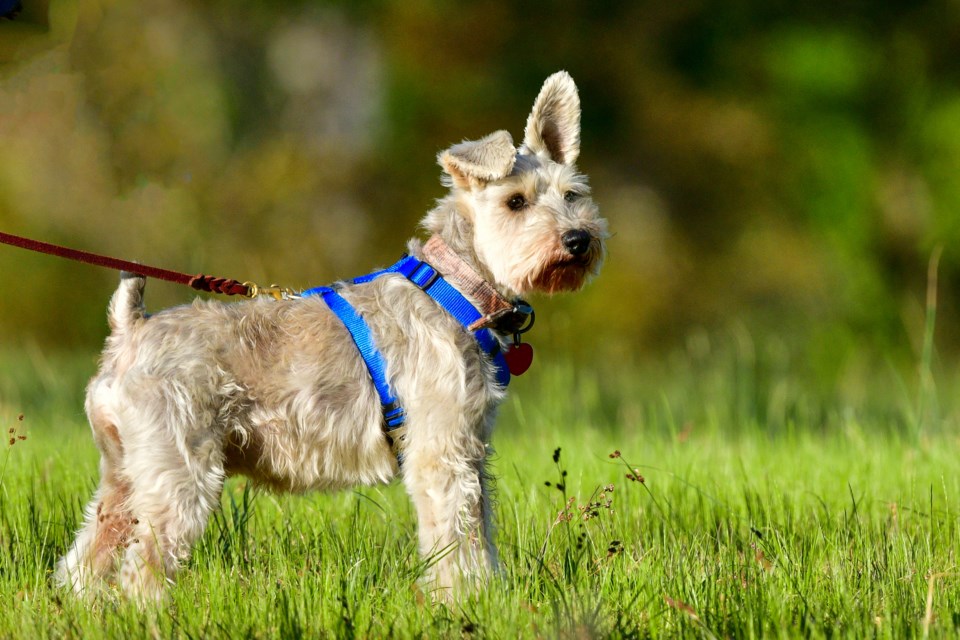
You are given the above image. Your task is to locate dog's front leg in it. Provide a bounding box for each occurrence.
[401,430,496,600]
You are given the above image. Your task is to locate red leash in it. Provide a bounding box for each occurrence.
[0,230,251,297]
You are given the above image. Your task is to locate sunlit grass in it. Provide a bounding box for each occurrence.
[0,345,958,637]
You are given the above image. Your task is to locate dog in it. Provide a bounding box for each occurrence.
[56,71,607,602]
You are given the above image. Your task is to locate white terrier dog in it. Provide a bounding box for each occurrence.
[56,71,607,602]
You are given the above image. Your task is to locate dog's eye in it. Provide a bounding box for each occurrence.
[564,191,580,203]
[507,194,527,211]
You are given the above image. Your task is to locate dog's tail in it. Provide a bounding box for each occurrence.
[107,271,147,336]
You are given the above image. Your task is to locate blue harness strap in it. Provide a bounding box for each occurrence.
[303,287,406,429]
[400,259,511,387]
[300,254,510,441]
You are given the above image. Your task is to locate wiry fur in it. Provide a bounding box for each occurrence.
[56,71,607,603]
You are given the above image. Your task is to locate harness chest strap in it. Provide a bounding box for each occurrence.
[300,241,525,451]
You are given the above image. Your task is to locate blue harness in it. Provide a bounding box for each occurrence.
[300,254,511,443]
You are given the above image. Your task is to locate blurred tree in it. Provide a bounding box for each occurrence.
[0,0,956,383]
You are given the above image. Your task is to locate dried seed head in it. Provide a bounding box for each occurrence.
[609,450,621,459]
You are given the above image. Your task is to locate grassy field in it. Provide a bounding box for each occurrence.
[0,342,958,638]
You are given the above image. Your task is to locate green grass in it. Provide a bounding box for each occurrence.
[1,344,959,638]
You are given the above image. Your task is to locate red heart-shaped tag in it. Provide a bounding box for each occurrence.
[504,342,534,376]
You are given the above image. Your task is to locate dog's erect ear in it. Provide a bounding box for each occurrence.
[522,71,581,165]
[439,130,517,188]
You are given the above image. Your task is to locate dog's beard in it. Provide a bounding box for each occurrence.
[531,260,590,294]
[524,246,602,295]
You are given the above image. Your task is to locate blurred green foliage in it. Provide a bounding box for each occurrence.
[0,0,957,385]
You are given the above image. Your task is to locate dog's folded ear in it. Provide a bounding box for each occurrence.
[522,71,581,165]
[439,130,517,188]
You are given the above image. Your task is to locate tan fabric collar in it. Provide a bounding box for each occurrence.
[421,235,533,333]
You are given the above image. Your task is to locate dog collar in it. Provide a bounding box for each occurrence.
[420,235,535,336]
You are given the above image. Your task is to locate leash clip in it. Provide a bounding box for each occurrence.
[243,281,299,300]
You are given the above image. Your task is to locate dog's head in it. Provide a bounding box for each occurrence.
[431,72,607,298]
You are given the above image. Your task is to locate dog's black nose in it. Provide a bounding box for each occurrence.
[562,229,592,256]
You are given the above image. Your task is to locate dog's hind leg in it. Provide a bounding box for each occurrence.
[118,443,226,601]
[112,393,227,602]
[56,383,135,597]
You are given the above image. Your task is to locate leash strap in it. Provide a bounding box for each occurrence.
[0,230,251,296]
[300,254,510,442]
